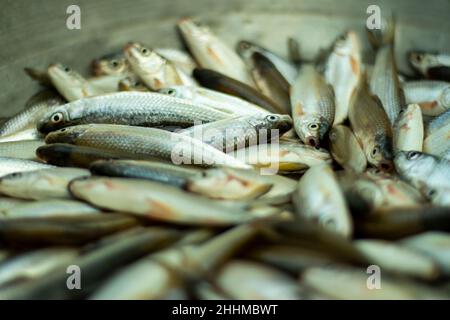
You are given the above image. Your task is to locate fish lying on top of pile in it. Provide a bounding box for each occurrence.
[0,15,449,300]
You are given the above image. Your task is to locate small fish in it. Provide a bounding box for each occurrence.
[193,68,284,114]
[36,143,131,168]
[403,81,450,116]
[323,31,362,125]
[248,52,291,114]
[179,114,292,152]
[159,86,269,115]
[48,64,105,101]
[0,167,90,200]
[230,141,332,173]
[92,51,131,76]
[45,124,250,169]
[355,239,440,280]
[1,199,100,219]
[291,64,335,146]
[216,260,302,299]
[409,51,450,81]
[329,125,367,173]
[393,104,424,153]
[177,18,254,86]
[0,214,140,247]
[237,40,298,84]
[0,140,45,160]
[348,80,393,171]
[36,91,230,133]
[293,164,353,237]
[123,42,185,90]
[69,177,273,226]
[0,248,78,289]
[0,157,55,177]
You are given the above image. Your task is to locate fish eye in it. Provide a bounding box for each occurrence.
[266,115,279,122]
[406,151,420,160]
[63,66,71,73]
[10,172,21,178]
[427,189,436,198]
[110,60,119,68]
[60,128,66,132]
[141,47,149,55]
[414,54,424,62]
[371,146,379,156]
[166,89,176,96]
[51,112,64,124]
[308,123,319,130]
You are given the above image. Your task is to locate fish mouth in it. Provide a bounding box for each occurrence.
[305,136,319,147]
[378,160,393,172]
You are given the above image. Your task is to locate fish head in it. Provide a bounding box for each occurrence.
[295,116,329,147]
[236,40,258,61]
[408,51,437,75]
[439,86,450,108]
[366,133,393,171]
[124,42,164,72]
[45,125,89,144]
[259,114,293,136]
[37,106,72,133]
[177,17,211,42]
[92,56,128,76]
[394,151,437,183]
[48,63,84,88]
[0,171,30,190]
[333,31,360,57]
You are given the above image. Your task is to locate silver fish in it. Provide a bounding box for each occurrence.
[0,157,55,177]
[393,104,424,153]
[403,81,450,116]
[0,140,45,160]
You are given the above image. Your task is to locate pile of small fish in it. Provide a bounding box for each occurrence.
[0,15,449,300]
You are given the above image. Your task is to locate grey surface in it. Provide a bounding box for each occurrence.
[0,0,449,116]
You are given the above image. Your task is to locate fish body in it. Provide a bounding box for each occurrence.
[177,18,254,86]
[45,124,250,169]
[159,86,269,115]
[323,31,362,125]
[291,64,335,146]
[0,157,55,177]
[0,167,90,200]
[348,81,393,170]
[37,92,230,133]
[155,48,198,75]
[329,125,367,173]
[0,140,45,160]
[403,81,450,116]
[293,164,353,237]
[393,104,424,153]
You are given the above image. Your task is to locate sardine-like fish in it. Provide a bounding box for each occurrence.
[323,31,362,125]
[0,167,90,200]
[36,143,131,168]
[0,157,55,177]
[249,52,291,114]
[124,42,185,90]
[291,64,335,146]
[0,90,64,138]
[193,68,283,113]
[0,140,45,160]
[237,40,298,85]
[230,141,332,173]
[394,151,450,202]
[293,164,353,237]
[36,92,230,133]
[179,114,292,152]
[329,125,366,173]
[403,80,450,116]
[348,80,393,170]
[355,239,440,280]
[92,51,131,76]
[393,104,424,153]
[48,64,105,101]
[370,45,405,125]
[0,248,78,288]
[409,51,450,81]
[1,199,100,219]
[159,86,269,115]
[216,260,302,299]
[69,177,271,225]
[177,18,254,86]
[45,124,251,169]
